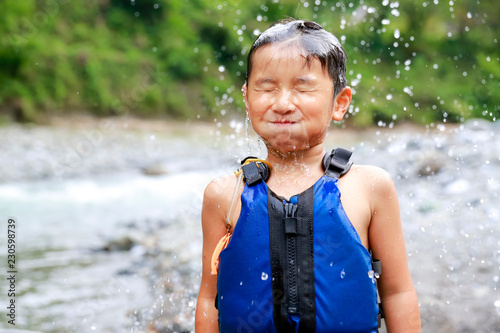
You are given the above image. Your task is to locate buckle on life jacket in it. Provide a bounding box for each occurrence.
[323,148,353,179]
[240,156,271,186]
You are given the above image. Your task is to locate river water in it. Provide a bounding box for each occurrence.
[0,116,498,332]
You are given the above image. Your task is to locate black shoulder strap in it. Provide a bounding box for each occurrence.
[323,148,353,179]
[241,163,264,186]
[240,157,270,186]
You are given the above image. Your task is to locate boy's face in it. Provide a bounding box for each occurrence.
[243,43,350,155]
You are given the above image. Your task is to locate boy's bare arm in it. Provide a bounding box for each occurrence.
[195,176,235,333]
[368,167,421,332]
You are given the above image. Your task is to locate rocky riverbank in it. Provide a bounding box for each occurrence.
[0,115,229,183]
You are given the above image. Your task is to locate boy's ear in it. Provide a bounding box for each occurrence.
[332,87,352,121]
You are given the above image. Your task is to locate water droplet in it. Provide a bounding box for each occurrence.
[368,270,376,283]
[261,272,269,280]
[90,324,97,331]
[495,300,500,315]
[403,86,413,96]
[340,269,345,279]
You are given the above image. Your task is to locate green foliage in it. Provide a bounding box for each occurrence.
[0,0,498,125]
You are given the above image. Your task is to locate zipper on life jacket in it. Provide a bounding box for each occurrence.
[269,189,316,332]
[283,201,299,315]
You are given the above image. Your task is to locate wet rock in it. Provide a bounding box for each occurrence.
[142,163,170,176]
[116,268,136,276]
[100,231,157,253]
[416,152,448,176]
[462,118,494,131]
[101,235,135,251]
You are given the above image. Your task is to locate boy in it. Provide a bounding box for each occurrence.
[196,19,420,332]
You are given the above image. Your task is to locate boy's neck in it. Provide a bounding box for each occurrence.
[266,144,325,167]
[265,144,326,198]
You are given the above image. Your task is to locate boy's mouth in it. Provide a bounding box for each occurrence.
[270,119,297,125]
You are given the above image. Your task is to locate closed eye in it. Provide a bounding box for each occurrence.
[294,78,318,93]
[254,86,276,93]
[252,78,277,93]
[295,87,316,93]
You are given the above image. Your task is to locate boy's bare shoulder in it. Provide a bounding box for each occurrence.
[349,164,393,180]
[342,164,395,195]
[204,173,239,205]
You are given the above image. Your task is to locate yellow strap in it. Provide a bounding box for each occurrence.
[211,158,272,275]
[234,158,272,176]
[228,158,271,229]
[211,233,232,275]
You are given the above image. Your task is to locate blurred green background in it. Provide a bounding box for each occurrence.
[0,0,498,126]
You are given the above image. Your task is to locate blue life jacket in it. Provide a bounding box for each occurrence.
[216,148,380,333]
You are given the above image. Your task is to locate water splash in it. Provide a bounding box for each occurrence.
[245,115,252,155]
[368,270,377,283]
[494,300,500,316]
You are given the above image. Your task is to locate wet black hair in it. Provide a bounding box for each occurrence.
[245,18,347,97]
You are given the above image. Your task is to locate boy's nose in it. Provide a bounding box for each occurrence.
[273,89,295,114]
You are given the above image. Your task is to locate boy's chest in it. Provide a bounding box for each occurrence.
[266,174,321,201]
